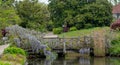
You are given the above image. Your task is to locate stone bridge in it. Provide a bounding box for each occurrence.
[6,25,110,57]
[43,36,93,54]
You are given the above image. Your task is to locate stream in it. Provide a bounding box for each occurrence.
[26,57,120,65]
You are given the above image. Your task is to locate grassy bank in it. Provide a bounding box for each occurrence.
[59,27,120,56]
[0,46,26,65]
[59,27,109,38]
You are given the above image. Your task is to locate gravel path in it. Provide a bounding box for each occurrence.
[44,32,58,38]
[0,44,9,56]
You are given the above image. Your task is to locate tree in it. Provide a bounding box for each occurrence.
[0,0,21,29]
[0,0,21,38]
[48,0,113,29]
[15,0,50,31]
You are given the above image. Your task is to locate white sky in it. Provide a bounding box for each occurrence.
[16,0,49,4]
[16,0,116,5]
[39,0,49,4]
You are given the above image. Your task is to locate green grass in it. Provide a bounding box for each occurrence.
[59,27,110,38]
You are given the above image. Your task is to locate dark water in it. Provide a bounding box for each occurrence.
[26,57,120,65]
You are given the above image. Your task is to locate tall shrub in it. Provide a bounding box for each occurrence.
[49,0,112,29]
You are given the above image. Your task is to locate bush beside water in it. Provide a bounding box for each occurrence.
[1,47,26,65]
[109,38,120,56]
[4,47,26,56]
[109,31,120,56]
[0,54,25,65]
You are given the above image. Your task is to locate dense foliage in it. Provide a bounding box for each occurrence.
[109,38,120,56]
[109,31,120,56]
[0,0,21,30]
[15,0,50,32]
[49,0,113,29]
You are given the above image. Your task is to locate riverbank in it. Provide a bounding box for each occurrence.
[0,54,26,65]
[0,26,119,65]
[58,27,120,56]
[0,46,26,65]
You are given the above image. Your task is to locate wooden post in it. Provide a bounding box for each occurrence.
[62,28,66,54]
[63,41,66,54]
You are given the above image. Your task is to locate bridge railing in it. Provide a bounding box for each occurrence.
[43,36,93,50]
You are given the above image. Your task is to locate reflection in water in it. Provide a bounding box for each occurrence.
[79,48,90,55]
[79,57,90,65]
[44,60,52,65]
[27,57,120,65]
[94,57,105,65]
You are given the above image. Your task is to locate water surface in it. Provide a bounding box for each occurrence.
[26,57,120,65]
